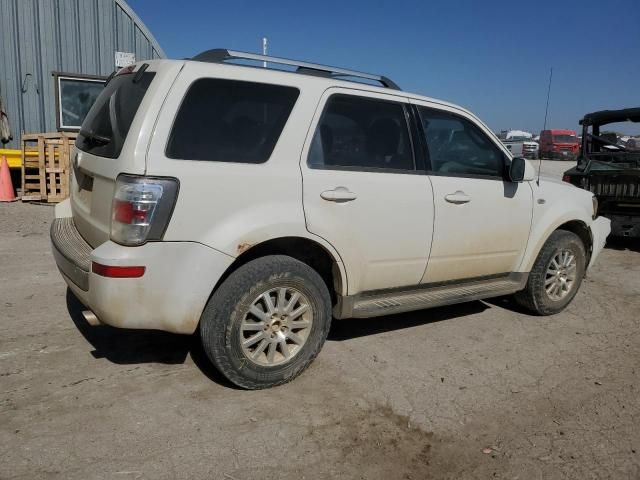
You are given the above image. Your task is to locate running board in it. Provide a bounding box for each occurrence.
[334,273,528,319]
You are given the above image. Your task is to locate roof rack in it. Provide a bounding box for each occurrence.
[191,48,401,90]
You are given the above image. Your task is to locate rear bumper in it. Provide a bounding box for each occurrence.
[50,217,91,290]
[50,216,234,334]
[588,216,611,269]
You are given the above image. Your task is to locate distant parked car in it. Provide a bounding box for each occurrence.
[539,129,579,160]
[498,129,539,159]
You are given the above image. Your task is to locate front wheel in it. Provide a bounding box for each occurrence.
[200,255,332,389]
[514,230,586,315]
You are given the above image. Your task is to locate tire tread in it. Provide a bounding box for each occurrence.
[200,255,331,389]
[514,230,586,315]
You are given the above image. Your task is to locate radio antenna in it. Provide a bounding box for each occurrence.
[539,67,553,185]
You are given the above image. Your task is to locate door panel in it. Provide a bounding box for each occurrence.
[301,89,434,294]
[423,176,532,283]
[411,101,534,283]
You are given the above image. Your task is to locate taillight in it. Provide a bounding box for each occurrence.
[92,262,146,278]
[110,174,179,246]
[562,175,571,183]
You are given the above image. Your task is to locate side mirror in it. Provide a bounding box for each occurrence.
[509,157,535,182]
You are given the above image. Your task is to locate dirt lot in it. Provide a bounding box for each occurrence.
[1,161,639,479]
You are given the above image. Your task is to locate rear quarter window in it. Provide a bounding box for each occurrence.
[166,79,300,163]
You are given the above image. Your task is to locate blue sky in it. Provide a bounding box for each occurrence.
[129,0,640,134]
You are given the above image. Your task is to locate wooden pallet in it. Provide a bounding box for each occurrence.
[21,132,77,203]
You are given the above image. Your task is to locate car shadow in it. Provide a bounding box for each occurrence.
[66,289,492,385]
[482,295,533,315]
[65,289,237,388]
[328,300,489,341]
[605,237,640,253]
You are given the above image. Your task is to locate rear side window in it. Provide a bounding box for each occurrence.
[166,79,299,163]
[308,94,414,171]
[76,72,155,159]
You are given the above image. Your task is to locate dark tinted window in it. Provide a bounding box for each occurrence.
[308,94,414,171]
[166,79,299,163]
[76,72,155,159]
[418,107,505,177]
[553,135,578,143]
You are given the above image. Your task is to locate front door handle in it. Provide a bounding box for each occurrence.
[444,191,471,204]
[320,187,357,203]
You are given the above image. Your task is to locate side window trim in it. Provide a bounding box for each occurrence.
[307,92,421,174]
[408,104,430,171]
[415,105,508,181]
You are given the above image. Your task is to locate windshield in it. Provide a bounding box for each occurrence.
[505,136,531,141]
[76,71,155,159]
[553,135,577,143]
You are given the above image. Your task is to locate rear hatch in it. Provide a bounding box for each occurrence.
[71,61,180,247]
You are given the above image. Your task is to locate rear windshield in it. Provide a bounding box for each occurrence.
[553,135,578,143]
[76,71,155,158]
[166,78,299,163]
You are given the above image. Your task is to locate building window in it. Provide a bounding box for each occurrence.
[54,73,106,130]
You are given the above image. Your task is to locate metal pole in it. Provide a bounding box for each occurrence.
[543,67,553,131]
[538,67,553,185]
[262,37,268,68]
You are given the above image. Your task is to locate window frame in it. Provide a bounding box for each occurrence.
[415,105,509,181]
[53,71,106,131]
[164,77,300,164]
[306,92,422,175]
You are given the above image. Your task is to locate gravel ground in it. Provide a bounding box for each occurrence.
[1,161,639,479]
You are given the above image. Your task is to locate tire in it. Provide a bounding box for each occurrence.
[514,230,586,315]
[200,255,332,389]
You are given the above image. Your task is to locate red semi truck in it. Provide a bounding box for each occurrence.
[539,129,580,160]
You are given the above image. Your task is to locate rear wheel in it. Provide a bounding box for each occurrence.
[514,230,586,315]
[200,255,332,389]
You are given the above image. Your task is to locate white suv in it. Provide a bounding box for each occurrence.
[51,49,610,389]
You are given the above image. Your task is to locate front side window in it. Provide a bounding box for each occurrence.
[166,79,299,163]
[418,107,505,178]
[308,94,414,171]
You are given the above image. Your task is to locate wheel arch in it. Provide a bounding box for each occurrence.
[521,217,593,273]
[518,208,593,272]
[210,236,347,306]
[555,220,593,265]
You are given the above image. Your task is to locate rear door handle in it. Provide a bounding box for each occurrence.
[444,191,471,204]
[320,187,357,203]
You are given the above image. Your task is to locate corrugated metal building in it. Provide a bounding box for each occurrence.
[0,0,165,148]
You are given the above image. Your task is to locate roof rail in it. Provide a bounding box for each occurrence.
[191,48,401,90]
